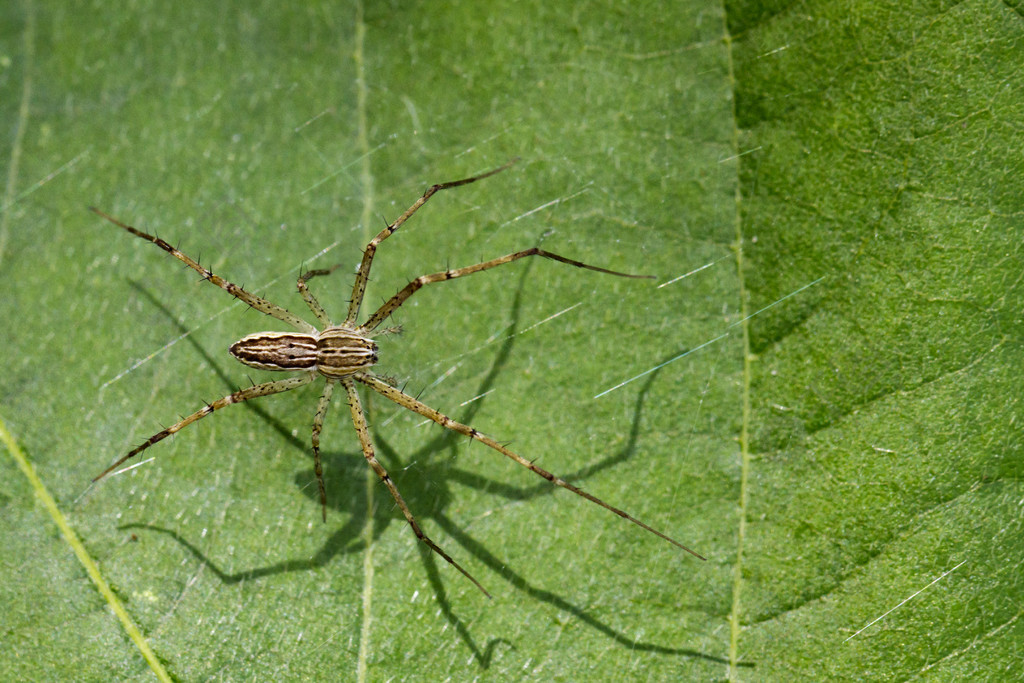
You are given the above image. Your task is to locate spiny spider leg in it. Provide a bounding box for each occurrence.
[299,266,344,521]
[89,207,315,334]
[342,377,492,597]
[360,247,653,333]
[345,159,518,325]
[310,379,335,521]
[355,373,706,561]
[93,374,315,482]
[297,264,345,328]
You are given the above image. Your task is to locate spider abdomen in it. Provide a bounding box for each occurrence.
[230,332,319,372]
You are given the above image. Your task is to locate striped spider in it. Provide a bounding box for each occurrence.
[91,161,703,595]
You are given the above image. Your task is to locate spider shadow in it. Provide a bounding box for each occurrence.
[360,366,727,666]
[316,261,729,667]
[120,265,733,668]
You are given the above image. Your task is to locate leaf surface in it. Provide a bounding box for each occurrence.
[1,0,1019,680]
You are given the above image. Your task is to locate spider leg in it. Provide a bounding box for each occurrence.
[311,379,335,521]
[90,207,316,334]
[341,378,492,597]
[356,373,706,561]
[345,159,518,325]
[297,264,345,328]
[360,248,653,333]
[93,373,316,482]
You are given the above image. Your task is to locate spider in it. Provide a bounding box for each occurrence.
[90,161,704,596]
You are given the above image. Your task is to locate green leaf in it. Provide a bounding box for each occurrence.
[730,0,1024,677]
[1,0,1020,680]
